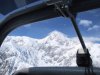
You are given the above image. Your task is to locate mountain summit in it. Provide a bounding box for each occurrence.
[0,31,100,75]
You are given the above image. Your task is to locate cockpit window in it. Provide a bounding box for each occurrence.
[0,1,100,75]
[0,0,40,15]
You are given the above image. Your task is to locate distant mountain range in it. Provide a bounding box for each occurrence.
[0,31,100,75]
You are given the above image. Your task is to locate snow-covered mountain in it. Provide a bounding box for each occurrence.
[0,31,100,75]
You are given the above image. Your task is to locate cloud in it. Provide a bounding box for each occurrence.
[87,25,100,31]
[84,37,100,42]
[72,37,100,43]
[23,24,31,28]
[79,20,92,27]
[79,20,100,31]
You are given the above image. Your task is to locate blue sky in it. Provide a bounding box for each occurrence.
[0,8,100,40]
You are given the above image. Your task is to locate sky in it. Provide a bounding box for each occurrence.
[0,8,100,41]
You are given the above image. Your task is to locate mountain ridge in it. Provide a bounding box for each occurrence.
[0,31,100,75]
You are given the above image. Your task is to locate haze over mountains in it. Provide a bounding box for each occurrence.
[0,31,100,75]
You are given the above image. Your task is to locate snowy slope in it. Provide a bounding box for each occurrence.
[0,31,100,75]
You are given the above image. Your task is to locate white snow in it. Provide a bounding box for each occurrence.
[0,30,100,75]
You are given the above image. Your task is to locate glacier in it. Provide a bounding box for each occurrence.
[0,31,100,75]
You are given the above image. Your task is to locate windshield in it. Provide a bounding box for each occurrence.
[0,2,100,75]
[0,0,40,15]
